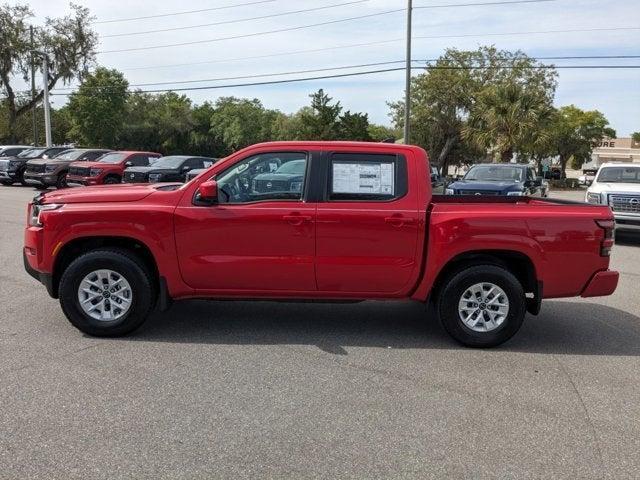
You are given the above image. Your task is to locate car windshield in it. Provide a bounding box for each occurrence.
[18,148,44,158]
[150,156,186,169]
[464,165,524,182]
[98,153,128,164]
[52,150,88,161]
[597,166,640,183]
[275,160,306,175]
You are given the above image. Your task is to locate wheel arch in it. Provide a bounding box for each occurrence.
[429,250,541,315]
[51,236,159,298]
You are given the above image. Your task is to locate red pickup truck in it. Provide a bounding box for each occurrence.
[23,142,619,347]
[66,151,161,186]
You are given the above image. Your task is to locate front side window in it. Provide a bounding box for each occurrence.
[216,152,308,203]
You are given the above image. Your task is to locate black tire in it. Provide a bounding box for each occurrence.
[437,264,526,348]
[0,180,12,186]
[103,175,121,184]
[56,172,68,189]
[17,168,27,186]
[34,185,48,190]
[59,249,156,337]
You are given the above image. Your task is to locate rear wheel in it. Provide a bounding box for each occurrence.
[17,168,27,186]
[56,173,67,189]
[104,175,121,184]
[0,180,12,186]
[437,264,526,347]
[59,249,156,337]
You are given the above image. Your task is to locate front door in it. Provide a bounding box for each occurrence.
[315,151,421,295]
[174,151,317,292]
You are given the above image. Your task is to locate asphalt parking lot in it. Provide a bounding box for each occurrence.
[1,185,639,479]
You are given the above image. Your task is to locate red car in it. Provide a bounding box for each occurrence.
[24,141,618,347]
[66,151,161,186]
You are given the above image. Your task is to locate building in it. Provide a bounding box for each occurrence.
[585,137,640,168]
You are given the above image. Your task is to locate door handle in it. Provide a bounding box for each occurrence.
[384,216,416,227]
[283,214,312,226]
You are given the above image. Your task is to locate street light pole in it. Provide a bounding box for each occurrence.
[403,0,413,144]
[41,54,52,147]
[30,26,38,146]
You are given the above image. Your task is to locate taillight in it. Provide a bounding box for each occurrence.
[595,219,615,257]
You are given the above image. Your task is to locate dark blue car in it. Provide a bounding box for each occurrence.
[445,164,547,197]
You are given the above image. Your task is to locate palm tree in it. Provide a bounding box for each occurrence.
[462,82,551,162]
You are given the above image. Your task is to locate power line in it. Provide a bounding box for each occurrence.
[46,64,640,97]
[97,0,556,54]
[51,55,640,92]
[93,0,278,24]
[110,26,640,70]
[101,0,369,38]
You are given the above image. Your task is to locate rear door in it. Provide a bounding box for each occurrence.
[315,150,421,295]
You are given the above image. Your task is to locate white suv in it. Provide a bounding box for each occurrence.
[586,163,640,231]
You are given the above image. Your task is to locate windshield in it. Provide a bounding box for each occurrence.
[464,165,524,182]
[150,156,186,169]
[597,166,640,183]
[18,148,44,158]
[275,160,306,175]
[52,150,88,161]
[98,153,128,164]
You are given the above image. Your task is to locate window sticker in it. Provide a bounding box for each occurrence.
[332,162,394,195]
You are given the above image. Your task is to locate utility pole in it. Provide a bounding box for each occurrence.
[30,26,38,146]
[403,0,413,144]
[41,54,52,147]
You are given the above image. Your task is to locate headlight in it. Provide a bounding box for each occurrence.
[45,164,57,173]
[89,168,103,177]
[586,192,601,204]
[290,181,302,193]
[29,203,63,227]
[507,191,524,196]
[445,188,455,195]
[148,173,162,183]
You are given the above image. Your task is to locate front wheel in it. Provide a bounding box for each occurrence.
[56,173,68,189]
[0,180,12,186]
[437,264,526,347]
[59,249,156,336]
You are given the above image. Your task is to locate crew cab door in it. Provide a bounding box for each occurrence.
[315,151,421,295]
[174,150,317,292]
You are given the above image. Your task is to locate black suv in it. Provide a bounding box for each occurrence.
[0,147,70,186]
[123,156,215,183]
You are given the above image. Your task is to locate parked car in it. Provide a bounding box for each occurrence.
[543,166,562,180]
[185,161,220,182]
[430,166,445,193]
[24,141,618,347]
[252,157,306,195]
[578,168,598,186]
[0,145,32,159]
[0,147,70,186]
[445,164,546,197]
[24,148,112,189]
[123,155,215,184]
[586,163,640,231]
[66,151,161,187]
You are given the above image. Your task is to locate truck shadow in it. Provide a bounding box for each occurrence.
[127,299,640,356]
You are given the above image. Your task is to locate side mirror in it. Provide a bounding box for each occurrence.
[125,161,133,167]
[198,180,218,201]
[42,154,49,160]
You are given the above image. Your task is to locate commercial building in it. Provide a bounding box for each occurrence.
[585,137,640,168]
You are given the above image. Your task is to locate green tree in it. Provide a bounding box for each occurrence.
[389,46,557,173]
[67,67,128,147]
[367,124,401,142]
[338,111,371,141]
[209,97,278,153]
[462,82,553,162]
[0,3,97,142]
[632,132,640,142]
[550,105,615,177]
[298,89,342,140]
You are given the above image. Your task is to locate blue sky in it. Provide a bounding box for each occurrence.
[26,0,640,135]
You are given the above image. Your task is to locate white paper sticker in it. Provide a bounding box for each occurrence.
[332,162,394,195]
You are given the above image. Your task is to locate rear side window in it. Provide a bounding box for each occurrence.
[327,153,407,201]
[129,155,151,167]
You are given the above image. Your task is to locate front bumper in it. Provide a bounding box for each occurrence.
[0,170,18,180]
[23,248,56,298]
[24,173,57,187]
[66,175,101,187]
[581,270,619,297]
[613,214,640,231]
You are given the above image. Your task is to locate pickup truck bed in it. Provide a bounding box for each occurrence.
[24,141,618,347]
